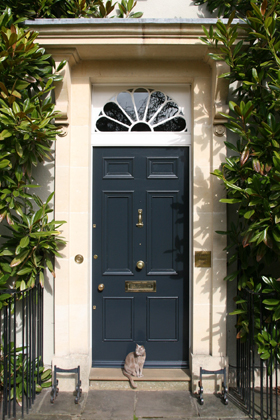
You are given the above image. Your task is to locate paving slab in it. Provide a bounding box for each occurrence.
[24,388,85,420]
[39,392,84,416]
[135,390,198,419]
[196,394,248,418]
[81,389,135,420]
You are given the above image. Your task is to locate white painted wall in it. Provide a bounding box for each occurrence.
[134,0,215,18]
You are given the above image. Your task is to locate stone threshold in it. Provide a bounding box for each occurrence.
[90,368,191,382]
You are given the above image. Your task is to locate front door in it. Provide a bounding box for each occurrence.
[92,146,189,368]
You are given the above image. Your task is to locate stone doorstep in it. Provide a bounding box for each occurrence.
[90,368,191,381]
[89,368,191,391]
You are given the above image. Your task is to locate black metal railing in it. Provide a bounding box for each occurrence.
[230,288,279,420]
[0,280,44,419]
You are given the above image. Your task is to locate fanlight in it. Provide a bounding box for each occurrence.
[95,88,187,132]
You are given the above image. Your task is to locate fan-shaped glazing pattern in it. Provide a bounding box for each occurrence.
[95,88,188,132]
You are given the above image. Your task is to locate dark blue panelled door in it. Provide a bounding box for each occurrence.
[92,147,189,368]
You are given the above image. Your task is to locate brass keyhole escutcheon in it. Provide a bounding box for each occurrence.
[136,260,145,270]
[98,283,105,292]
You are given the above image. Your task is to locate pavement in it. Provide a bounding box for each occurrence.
[19,388,250,420]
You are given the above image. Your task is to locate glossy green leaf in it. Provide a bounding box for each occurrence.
[46,259,54,273]
[39,271,44,287]
[0,129,12,140]
[20,280,26,291]
[0,293,11,301]
[19,236,29,248]
[17,267,32,275]
[41,369,52,380]
[244,209,255,219]
[0,159,10,168]
[41,381,52,388]
[36,384,42,393]
[224,270,240,281]
[131,11,143,17]
[274,306,280,320]
[262,299,280,305]
[220,198,242,203]
[229,309,246,315]
[10,250,30,267]
[260,351,271,360]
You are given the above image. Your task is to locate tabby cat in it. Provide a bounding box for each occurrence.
[123,344,146,389]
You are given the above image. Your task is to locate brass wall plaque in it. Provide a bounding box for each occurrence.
[125,281,156,293]
[195,251,211,268]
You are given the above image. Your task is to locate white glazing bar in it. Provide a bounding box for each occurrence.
[91,132,191,146]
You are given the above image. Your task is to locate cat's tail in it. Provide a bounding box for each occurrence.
[123,369,137,389]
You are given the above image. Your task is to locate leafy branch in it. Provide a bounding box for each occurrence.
[0,9,66,292]
[0,341,52,406]
[199,0,280,370]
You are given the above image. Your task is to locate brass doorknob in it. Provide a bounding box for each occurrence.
[98,283,105,292]
[136,260,145,270]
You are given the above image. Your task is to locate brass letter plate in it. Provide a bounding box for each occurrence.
[125,281,156,293]
[195,251,211,267]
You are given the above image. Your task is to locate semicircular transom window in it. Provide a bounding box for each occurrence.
[95,88,188,132]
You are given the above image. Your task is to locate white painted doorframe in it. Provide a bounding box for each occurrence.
[90,83,193,362]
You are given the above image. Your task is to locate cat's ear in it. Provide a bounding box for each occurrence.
[136,344,139,348]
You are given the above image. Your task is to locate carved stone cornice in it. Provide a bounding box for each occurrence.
[25,19,245,61]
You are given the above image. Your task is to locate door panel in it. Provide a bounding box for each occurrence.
[103,297,134,341]
[103,157,134,179]
[147,191,179,275]
[102,192,133,275]
[92,147,189,368]
[147,297,179,341]
[147,157,179,178]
